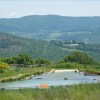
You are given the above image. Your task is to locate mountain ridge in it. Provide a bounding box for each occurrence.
[0,15,100,43]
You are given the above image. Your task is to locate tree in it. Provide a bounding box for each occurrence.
[63,51,93,64]
[16,54,33,65]
[0,54,33,65]
[34,58,51,64]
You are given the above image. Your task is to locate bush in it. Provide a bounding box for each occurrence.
[34,58,51,64]
[0,69,4,73]
[0,62,9,69]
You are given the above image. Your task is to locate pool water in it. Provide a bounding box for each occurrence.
[0,71,100,88]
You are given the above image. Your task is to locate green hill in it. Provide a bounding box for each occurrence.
[0,15,100,43]
[0,32,71,61]
[0,32,100,62]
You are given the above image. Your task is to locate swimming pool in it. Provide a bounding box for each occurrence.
[0,71,100,88]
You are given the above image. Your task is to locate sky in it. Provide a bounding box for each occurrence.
[0,0,100,18]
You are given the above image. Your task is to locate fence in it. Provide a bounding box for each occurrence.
[0,85,70,100]
[0,85,68,93]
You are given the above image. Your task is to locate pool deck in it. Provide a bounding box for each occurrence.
[55,69,79,73]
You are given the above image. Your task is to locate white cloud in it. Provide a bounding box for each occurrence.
[9,12,17,17]
[26,12,33,15]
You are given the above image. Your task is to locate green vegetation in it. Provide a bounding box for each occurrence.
[0,54,52,65]
[0,62,9,74]
[0,32,71,62]
[0,15,100,43]
[0,51,100,82]
[63,51,93,64]
[34,58,51,64]
[0,51,100,99]
[1,54,33,65]
[0,15,100,100]
[75,42,100,53]
[0,83,100,100]
[0,62,9,69]
[1,32,100,62]
[0,67,51,82]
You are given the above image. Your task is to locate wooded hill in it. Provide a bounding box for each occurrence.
[0,15,100,43]
[0,32,70,61]
[0,32,100,62]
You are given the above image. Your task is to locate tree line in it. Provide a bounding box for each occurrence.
[0,51,95,70]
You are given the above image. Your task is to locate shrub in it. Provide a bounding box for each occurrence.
[0,62,9,69]
[63,51,93,64]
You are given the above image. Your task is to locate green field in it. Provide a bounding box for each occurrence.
[0,83,100,100]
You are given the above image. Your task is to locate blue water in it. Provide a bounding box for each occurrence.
[0,72,100,88]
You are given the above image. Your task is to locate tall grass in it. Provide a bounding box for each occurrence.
[0,83,100,100]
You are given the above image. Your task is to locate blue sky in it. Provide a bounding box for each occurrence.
[0,0,100,18]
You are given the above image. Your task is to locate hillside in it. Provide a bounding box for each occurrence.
[0,32,100,62]
[0,32,71,61]
[0,15,100,43]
